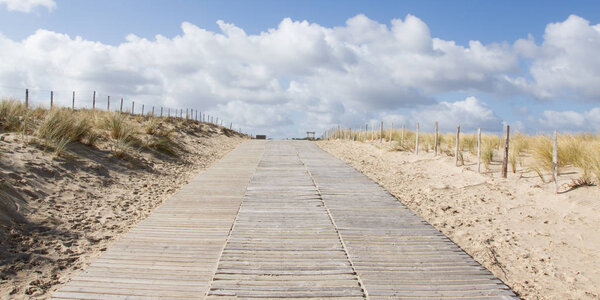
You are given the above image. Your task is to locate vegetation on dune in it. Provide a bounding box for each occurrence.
[331,126,600,185]
[0,98,231,159]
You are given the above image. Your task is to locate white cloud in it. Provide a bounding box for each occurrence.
[6,13,600,136]
[513,15,600,101]
[0,14,522,137]
[537,108,600,132]
[0,0,55,12]
[411,96,503,132]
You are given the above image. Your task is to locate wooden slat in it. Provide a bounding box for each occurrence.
[52,141,265,299]
[53,140,517,299]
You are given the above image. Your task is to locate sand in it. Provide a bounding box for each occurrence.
[0,118,246,299]
[317,140,600,300]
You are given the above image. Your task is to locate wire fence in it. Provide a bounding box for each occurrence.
[0,85,245,134]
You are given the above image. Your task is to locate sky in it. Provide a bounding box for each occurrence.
[0,0,599,138]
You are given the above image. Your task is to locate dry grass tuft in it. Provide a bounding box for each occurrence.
[0,99,31,132]
[37,108,93,155]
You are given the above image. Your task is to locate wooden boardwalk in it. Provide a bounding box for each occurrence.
[53,140,517,299]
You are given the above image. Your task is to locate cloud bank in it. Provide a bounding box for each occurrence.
[0,14,599,136]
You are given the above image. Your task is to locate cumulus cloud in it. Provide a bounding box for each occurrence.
[537,108,600,132]
[0,14,524,136]
[513,15,600,101]
[3,13,600,136]
[411,96,503,132]
[0,0,55,12]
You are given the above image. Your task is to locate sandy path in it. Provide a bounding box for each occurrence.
[317,140,600,300]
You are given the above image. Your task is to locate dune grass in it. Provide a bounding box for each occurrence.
[334,125,600,185]
[0,99,196,158]
[37,108,94,155]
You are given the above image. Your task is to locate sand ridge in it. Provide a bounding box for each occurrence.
[317,140,600,300]
[0,118,246,299]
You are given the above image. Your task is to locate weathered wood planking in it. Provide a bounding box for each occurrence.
[54,140,517,299]
[295,141,517,299]
[52,141,266,299]
[206,141,365,298]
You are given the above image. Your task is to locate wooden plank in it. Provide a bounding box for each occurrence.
[53,140,517,299]
[52,141,265,299]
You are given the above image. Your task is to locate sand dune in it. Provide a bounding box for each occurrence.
[0,114,246,299]
[317,140,600,300]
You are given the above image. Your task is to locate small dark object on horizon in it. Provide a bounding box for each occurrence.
[255,135,266,140]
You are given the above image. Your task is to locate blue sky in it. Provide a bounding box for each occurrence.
[1,0,600,137]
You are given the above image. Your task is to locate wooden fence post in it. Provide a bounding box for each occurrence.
[152,106,155,116]
[120,98,123,113]
[380,121,383,143]
[501,125,510,178]
[107,96,110,111]
[434,121,439,156]
[50,91,54,108]
[553,130,558,194]
[401,124,405,145]
[186,108,189,120]
[142,104,145,116]
[168,108,170,117]
[371,124,374,141]
[477,128,481,173]
[415,122,419,155]
[160,107,163,117]
[92,91,96,111]
[25,89,29,108]
[132,101,135,115]
[72,91,75,111]
[455,125,460,166]
[389,122,393,143]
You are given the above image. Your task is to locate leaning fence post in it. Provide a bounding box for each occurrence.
[553,130,558,194]
[25,89,29,108]
[501,125,510,178]
[434,121,439,156]
[380,121,383,143]
[455,125,460,166]
[477,128,482,173]
[415,123,419,155]
[401,124,405,145]
[371,124,374,141]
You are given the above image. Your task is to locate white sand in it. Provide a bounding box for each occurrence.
[317,140,600,300]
